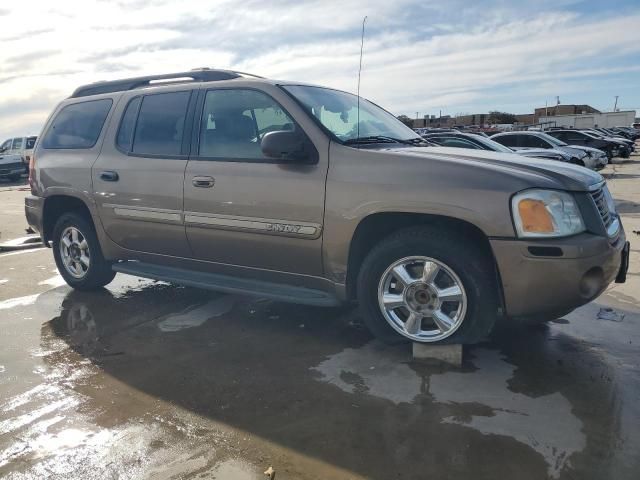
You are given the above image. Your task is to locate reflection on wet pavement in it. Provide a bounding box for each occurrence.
[0,273,639,479]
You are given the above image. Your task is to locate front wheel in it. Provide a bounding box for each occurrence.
[357,226,499,345]
[52,212,116,290]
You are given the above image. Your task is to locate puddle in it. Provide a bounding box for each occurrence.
[158,295,235,332]
[313,343,585,478]
[430,349,585,478]
[312,341,419,404]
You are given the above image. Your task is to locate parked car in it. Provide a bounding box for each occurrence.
[0,151,25,181]
[423,132,598,169]
[490,131,607,170]
[610,127,639,141]
[0,135,37,170]
[582,129,635,153]
[545,129,629,159]
[25,69,629,346]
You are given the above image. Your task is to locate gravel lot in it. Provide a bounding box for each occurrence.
[1,151,639,479]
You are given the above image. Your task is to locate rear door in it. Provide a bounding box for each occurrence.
[183,86,328,275]
[92,88,195,257]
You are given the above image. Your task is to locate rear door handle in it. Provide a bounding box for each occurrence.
[192,176,215,188]
[100,171,119,182]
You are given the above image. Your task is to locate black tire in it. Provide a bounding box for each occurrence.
[52,212,116,290]
[357,226,498,345]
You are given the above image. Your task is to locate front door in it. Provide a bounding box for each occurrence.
[93,89,194,257]
[183,87,328,276]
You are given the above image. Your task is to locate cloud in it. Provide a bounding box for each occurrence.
[0,0,639,138]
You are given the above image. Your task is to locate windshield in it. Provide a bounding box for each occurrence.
[537,132,568,146]
[283,85,421,143]
[468,134,514,153]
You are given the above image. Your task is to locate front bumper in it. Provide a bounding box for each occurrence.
[491,229,627,321]
[25,195,45,241]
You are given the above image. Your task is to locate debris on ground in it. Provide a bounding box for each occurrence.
[264,466,276,479]
[597,307,625,322]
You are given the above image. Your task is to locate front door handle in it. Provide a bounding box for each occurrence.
[192,176,215,188]
[100,170,119,182]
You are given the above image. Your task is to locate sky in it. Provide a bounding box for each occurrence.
[1,0,639,139]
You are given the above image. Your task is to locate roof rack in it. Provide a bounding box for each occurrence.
[69,68,263,98]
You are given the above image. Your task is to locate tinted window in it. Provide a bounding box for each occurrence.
[116,96,142,152]
[26,136,37,149]
[199,89,295,159]
[520,135,549,148]
[438,138,480,149]
[495,135,517,147]
[132,91,190,156]
[42,99,112,149]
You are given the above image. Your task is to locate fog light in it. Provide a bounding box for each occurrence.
[579,267,604,299]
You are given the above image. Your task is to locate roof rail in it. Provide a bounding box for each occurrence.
[69,68,262,98]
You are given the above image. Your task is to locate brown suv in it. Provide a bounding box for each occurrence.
[25,69,630,345]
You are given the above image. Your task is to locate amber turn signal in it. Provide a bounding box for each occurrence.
[518,199,554,233]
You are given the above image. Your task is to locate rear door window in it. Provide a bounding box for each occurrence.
[495,135,517,147]
[520,135,547,148]
[42,99,113,149]
[26,136,37,149]
[132,91,191,156]
[116,96,142,152]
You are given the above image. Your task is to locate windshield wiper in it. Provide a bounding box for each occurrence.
[343,135,427,146]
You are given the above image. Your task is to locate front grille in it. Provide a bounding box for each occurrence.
[590,188,614,230]
[0,161,23,173]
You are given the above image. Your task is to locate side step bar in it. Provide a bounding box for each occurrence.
[112,261,341,307]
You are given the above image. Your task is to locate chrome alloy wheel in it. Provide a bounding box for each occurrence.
[59,226,91,279]
[377,256,467,342]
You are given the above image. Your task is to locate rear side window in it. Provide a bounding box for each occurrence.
[116,96,142,152]
[520,136,548,148]
[42,99,112,149]
[495,135,517,147]
[132,91,190,156]
[26,136,37,149]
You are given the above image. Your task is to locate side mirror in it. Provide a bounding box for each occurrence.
[261,130,316,164]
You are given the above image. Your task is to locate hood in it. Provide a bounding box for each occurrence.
[387,146,603,191]
[564,145,606,157]
[513,148,571,160]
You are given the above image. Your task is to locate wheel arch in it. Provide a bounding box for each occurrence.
[345,212,504,309]
[42,194,94,244]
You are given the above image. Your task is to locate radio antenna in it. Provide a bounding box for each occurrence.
[356,16,367,144]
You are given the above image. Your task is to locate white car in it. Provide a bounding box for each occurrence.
[0,152,25,181]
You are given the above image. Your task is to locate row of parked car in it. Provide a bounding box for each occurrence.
[0,135,37,181]
[415,127,638,171]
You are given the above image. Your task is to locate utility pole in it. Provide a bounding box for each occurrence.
[614,96,619,111]
[556,96,560,106]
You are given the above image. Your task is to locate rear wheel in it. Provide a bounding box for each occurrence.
[52,212,116,290]
[357,226,498,344]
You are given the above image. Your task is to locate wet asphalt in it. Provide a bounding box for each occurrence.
[0,153,639,480]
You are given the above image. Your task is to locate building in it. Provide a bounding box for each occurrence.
[538,110,636,129]
[533,104,600,124]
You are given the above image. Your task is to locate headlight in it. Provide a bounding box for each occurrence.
[602,185,617,214]
[511,189,585,238]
